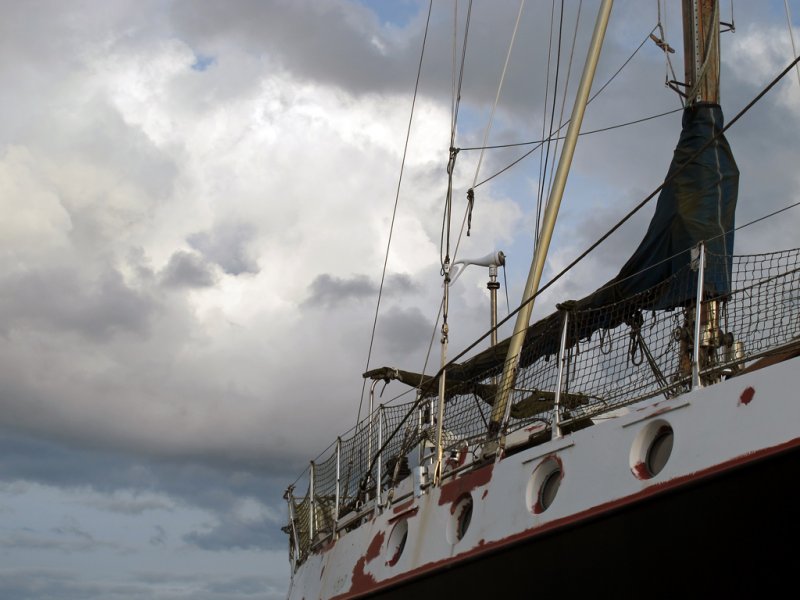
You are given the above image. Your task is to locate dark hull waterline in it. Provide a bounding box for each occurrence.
[366,444,799,599]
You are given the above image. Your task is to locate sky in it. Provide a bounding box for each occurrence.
[1,1,798,598]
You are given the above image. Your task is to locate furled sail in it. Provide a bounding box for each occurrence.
[366,103,738,395]
[571,102,738,314]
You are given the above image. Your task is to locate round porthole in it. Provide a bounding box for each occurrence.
[385,519,408,567]
[446,494,473,544]
[526,456,563,514]
[630,419,674,480]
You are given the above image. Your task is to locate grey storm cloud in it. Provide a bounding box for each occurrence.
[188,222,259,276]
[183,512,283,551]
[377,305,432,356]
[160,250,218,288]
[0,265,156,341]
[165,0,615,122]
[303,273,375,307]
[88,496,173,516]
[0,431,293,551]
[132,571,283,597]
[0,569,278,600]
[170,0,414,96]
[303,272,419,308]
[149,525,168,546]
[0,525,133,555]
[203,576,268,596]
[0,570,133,600]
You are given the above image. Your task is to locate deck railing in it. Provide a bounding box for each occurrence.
[283,245,800,566]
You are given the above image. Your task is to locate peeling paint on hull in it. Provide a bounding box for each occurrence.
[290,358,800,600]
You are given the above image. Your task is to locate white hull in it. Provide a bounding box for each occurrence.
[288,354,800,599]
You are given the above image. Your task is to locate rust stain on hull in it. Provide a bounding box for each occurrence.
[348,530,385,596]
[391,499,415,515]
[739,386,755,405]
[438,463,494,506]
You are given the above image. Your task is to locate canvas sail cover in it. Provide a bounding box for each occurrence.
[570,102,738,314]
[365,103,738,392]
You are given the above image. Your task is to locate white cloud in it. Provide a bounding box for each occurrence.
[0,146,73,261]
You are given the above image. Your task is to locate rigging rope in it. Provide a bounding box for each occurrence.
[537,0,565,248]
[440,0,473,270]
[356,0,433,427]
[420,7,658,408]
[469,0,526,193]
[722,0,736,33]
[441,0,580,361]
[546,1,583,203]
[461,107,683,152]
[470,107,682,187]
[535,0,557,249]
[441,0,530,274]
[472,25,659,189]
[434,0,474,485]
[785,0,800,88]
[655,0,683,106]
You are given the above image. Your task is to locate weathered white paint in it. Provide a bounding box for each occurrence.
[287,356,800,599]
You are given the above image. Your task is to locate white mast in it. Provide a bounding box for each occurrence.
[489,0,614,435]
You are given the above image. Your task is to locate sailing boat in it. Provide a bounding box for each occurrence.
[283,1,800,597]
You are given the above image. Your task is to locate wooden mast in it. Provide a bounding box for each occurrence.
[682,0,721,105]
[682,0,722,388]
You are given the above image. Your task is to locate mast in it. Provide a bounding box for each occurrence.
[681,0,722,389]
[682,0,721,105]
[488,0,614,435]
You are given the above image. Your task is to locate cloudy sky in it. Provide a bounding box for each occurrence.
[1,1,798,598]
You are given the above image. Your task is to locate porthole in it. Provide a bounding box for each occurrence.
[630,419,674,480]
[385,519,408,567]
[526,456,563,514]
[539,468,561,510]
[646,427,674,476]
[446,494,473,544]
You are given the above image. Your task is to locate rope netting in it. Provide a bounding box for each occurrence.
[286,247,800,564]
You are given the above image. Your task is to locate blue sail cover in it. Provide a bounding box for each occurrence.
[573,102,738,313]
[448,102,738,379]
[452,102,740,378]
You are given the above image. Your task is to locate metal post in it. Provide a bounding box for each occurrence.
[692,241,706,389]
[488,261,502,389]
[417,396,424,466]
[434,262,451,486]
[416,395,429,498]
[334,437,341,524]
[308,461,316,545]
[553,310,570,439]
[376,404,384,512]
[284,486,300,568]
[368,379,379,471]
[488,263,500,347]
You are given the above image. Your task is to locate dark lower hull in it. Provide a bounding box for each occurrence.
[370,444,800,598]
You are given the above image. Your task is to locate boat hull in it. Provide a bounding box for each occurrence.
[370,441,800,598]
[287,356,800,599]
